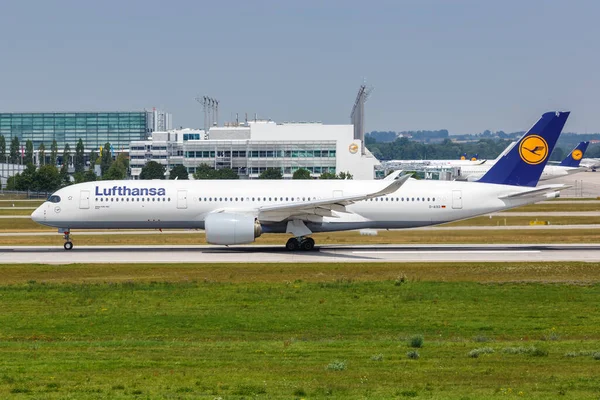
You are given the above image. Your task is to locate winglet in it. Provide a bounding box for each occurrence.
[383,170,403,181]
[478,112,570,187]
[368,174,411,198]
[559,141,589,167]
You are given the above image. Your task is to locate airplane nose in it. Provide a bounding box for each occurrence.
[31,205,45,223]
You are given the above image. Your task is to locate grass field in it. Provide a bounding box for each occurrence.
[3,228,600,247]
[0,262,599,399]
[0,209,35,216]
[504,203,600,212]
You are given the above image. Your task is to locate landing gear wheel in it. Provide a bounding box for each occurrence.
[285,238,300,251]
[64,241,73,250]
[301,237,315,251]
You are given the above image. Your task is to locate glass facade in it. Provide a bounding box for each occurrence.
[0,112,150,151]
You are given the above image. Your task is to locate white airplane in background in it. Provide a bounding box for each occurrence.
[455,141,589,182]
[386,154,485,168]
[32,111,570,251]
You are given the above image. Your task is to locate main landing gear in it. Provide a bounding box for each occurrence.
[61,229,73,250]
[285,237,315,251]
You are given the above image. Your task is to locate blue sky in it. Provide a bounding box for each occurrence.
[0,0,598,133]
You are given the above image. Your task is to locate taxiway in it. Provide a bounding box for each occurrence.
[2,244,600,264]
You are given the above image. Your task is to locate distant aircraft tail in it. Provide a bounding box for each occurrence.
[460,153,467,160]
[470,154,478,161]
[477,111,570,187]
[559,141,589,167]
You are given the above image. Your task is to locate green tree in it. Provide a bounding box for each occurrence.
[0,134,5,163]
[100,142,113,177]
[104,153,127,180]
[140,161,166,180]
[83,169,97,182]
[60,143,71,185]
[74,138,85,173]
[50,140,58,166]
[292,168,312,179]
[9,136,20,164]
[258,168,282,179]
[37,143,46,165]
[193,164,217,179]
[338,171,353,180]
[24,140,34,165]
[17,164,37,191]
[35,165,61,192]
[89,150,99,167]
[215,168,239,179]
[6,175,18,190]
[73,172,85,184]
[319,171,337,179]
[169,164,189,180]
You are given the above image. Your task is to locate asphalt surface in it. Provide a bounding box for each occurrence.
[2,244,600,264]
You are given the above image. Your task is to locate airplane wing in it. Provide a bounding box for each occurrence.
[255,175,411,221]
[498,184,571,200]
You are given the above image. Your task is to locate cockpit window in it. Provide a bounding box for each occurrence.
[47,195,61,203]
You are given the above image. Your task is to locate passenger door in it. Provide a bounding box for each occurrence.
[452,190,462,209]
[79,190,90,209]
[177,190,188,209]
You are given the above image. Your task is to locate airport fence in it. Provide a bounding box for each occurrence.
[0,190,51,200]
[558,180,600,198]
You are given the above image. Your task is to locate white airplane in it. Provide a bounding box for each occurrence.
[385,155,485,168]
[32,111,570,251]
[455,141,589,182]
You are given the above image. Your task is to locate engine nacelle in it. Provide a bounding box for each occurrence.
[204,213,262,245]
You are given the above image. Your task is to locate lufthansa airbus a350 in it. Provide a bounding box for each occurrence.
[32,111,570,251]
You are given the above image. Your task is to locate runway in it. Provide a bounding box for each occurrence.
[2,243,600,264]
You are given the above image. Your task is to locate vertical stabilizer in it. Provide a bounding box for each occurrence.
[478,112,570,187]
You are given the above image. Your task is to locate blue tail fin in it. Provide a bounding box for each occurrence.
[478,111,570,187]
[559,141,589,167]
[471,154,478,161]
[460,153,467,160]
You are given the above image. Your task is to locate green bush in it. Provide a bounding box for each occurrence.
[326,360,347,371]
[409,335,424,348]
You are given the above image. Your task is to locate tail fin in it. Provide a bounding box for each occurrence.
[460,153,467,160]
[478,111,570,187]
[471,154,478,161]
[559,141,589,167]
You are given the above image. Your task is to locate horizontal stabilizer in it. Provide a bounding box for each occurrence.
[498,184,571,200]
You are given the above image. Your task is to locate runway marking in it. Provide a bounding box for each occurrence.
[352,250,541,254]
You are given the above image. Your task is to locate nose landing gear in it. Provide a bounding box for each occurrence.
[60,229,73,250]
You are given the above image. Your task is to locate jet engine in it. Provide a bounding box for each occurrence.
[204,213,262,245]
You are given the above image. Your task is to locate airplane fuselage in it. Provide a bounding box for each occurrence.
[32,179,554,233]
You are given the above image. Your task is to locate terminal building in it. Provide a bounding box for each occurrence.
[129,121,380,180]
[0,109,171,158]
